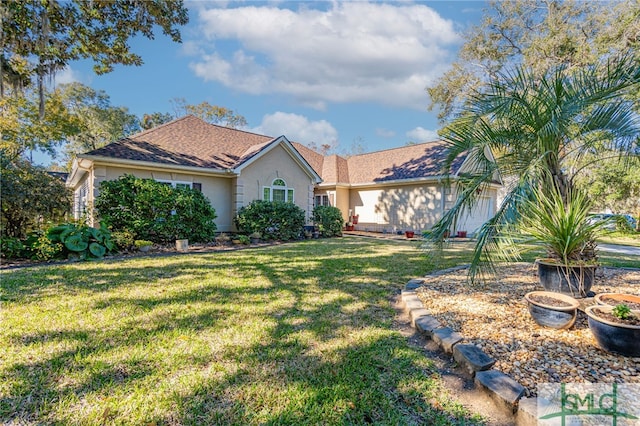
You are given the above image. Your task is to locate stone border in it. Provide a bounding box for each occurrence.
[401,276,540,426]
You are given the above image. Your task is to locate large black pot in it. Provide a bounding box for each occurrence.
[537,260,597,298]
[585,305,640,357]
[524,291,580,329]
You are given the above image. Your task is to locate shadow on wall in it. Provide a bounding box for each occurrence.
[371,187,442,232]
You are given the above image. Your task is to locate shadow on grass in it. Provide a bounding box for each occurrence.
[1,238,484,425]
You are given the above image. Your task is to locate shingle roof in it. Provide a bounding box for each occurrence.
[344,141,465,184]
[85,115,274,169]
[82,115,464,183]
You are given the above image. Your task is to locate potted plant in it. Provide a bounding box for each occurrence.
[345,222,354,231]
[134,240,153,252]
[518,186,607,298]
[585,304,640,357]
[594,293,640,309]
[524,291,580,329]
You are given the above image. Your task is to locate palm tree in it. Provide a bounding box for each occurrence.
[430,56,640,282]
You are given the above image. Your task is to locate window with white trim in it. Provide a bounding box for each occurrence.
[263,178,294,203]
[315,195,330,207]
[156,179,193,189]
[74,180,90,220]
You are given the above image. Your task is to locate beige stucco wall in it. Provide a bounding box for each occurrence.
[349,182,443,232]
[239,145,316,222]
[346,182,498,234]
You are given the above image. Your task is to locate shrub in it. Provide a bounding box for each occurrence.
[29,232,63,260]
[312,206,344,237]
[95,175,217,243]
[234,200,305,241]
[46,222,115,259]
[111,230,136,251]
[0,236,27,259]
[236,235,250,245]
[134,240,153,249]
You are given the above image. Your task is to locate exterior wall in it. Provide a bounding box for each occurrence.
[88,164,235,232]
[335,187,350,223]
[349,182,442,232]
[239,145,316,223]
[346,182,498,234]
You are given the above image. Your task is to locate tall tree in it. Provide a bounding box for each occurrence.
[171,98,247,128]
[58,82,140,162]
[1,0,189,116]
[0,87,80,162]
[427,0,639,121]
[141,112,174,130]
[1,156,71,238]
[429,57,640,281]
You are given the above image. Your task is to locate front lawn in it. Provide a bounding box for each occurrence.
[1,238,483,425]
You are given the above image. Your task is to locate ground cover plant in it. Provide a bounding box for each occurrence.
[0,238,483,425]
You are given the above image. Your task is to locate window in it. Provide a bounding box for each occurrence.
[263,178,294,203]
[156,179,198,190]
[74,180,89,220]
[315,195,330,207]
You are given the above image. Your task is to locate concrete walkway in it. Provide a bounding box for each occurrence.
[598,243,640,256]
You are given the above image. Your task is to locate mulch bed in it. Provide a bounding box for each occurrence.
[415,263,640,397]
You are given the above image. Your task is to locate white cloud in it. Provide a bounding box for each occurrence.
[54,66,82,85]
[376,128,396,138]
[189,2,460,109]
[406,126,440,142]
[251,112,338,145]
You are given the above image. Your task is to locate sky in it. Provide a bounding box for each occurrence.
[40,0,487,165]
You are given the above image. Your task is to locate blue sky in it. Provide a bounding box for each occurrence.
[42,1,486,164]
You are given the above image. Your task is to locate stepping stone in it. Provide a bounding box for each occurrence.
[414,315,442,337]
[432,327,463,353]
[475,370,525,413]
[453,344,496,376]
[403,297,423,311]
[405,279,424,290]
[409,308,430,327]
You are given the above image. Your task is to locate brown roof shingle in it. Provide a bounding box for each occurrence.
[86,115,274,169]
[344,141,464,184]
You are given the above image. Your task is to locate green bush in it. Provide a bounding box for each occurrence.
[234,200,305,241]
[312,206,344,237]
[0,236,27,259]
[30,232,64,260]
[111,230,136,251]
[46,222,115,259]
[95,175,217,243]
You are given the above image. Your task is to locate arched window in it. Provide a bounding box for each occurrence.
[263,178,294,203]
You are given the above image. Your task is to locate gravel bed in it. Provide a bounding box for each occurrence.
[416,263,640,397]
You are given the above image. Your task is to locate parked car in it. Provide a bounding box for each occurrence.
[587,213,637,231]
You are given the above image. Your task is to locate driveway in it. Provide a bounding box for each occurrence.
[599,243,640,256]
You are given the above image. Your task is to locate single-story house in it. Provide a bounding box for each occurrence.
[67,115,500,234]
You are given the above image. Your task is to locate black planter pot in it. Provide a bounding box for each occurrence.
[537,260,597,298]
[585,305,640,357]
[524,291,580,329]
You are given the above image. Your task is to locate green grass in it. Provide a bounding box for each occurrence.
[1,238,483,426]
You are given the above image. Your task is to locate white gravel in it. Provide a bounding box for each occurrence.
[416,263,640,397]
